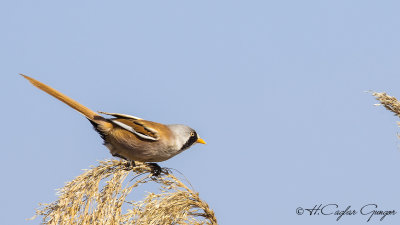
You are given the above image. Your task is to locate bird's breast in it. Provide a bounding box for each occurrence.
[104,127,180,162]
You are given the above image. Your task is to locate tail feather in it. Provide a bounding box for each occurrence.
[20,74,103,123]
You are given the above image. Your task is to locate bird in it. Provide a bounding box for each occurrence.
[20,74,206,175]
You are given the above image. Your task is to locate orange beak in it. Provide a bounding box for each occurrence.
[196,138,206,144]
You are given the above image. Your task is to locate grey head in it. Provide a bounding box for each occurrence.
[166,124,206,151]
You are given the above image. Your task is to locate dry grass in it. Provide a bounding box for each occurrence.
[373,92,400,118]
[32,160,217,225]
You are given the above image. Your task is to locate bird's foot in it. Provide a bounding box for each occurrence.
[123,160,136,170]
[147,163,162,176]
[124,160,161,176]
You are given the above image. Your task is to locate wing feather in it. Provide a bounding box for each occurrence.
[98,111,143,120]
[110,118,160,141]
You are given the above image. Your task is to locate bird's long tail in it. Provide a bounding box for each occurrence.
[20,74,106,124]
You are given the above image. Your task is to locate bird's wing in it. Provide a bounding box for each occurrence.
[98,111,143,120]
[110,118,160,141]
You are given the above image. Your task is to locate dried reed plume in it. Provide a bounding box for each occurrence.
[373,92,400,118]
[32,160,217,225]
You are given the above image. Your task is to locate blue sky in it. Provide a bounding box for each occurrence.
[1,1,400,224]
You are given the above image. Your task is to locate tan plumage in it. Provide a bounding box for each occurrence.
[20,74,102,122]
[20,74,206,168]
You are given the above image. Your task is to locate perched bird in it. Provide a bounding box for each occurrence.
[20,74,206,175]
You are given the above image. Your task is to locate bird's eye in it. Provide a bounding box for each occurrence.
[190,132,195,137]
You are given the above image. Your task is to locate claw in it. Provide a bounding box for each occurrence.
[147,163,162,176]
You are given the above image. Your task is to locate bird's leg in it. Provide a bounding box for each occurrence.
[111,153,134,169]
[147,163,162,176]
[122,160,135,170]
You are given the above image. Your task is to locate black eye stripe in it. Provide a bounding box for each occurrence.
[181,133,198,150]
